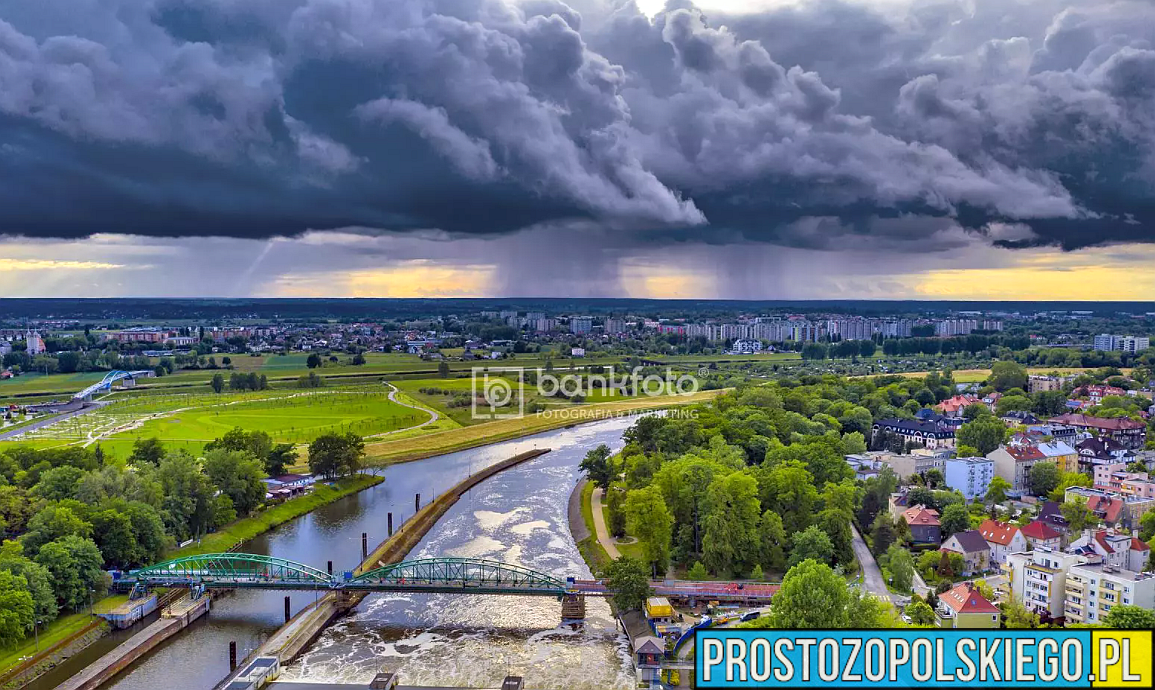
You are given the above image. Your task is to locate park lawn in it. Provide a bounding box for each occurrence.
[168,474,384,558]
[105,391,423,444]
[575,481,612,575]
[364,389,723,464]
[0,611,103,680]
[0,371,108,399]
[887,367,1132,384]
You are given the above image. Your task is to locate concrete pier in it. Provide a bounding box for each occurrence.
[57,593,212,690]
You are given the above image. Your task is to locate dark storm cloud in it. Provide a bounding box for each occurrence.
[0,0,1151,249]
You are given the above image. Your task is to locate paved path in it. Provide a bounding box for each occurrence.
[851,523,893,604]
[0,402,101,441]
[590,487,621,559]
[366,382,440,438]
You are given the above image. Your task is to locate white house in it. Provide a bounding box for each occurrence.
[978,520,1028,565]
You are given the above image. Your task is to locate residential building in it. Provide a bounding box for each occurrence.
[1093,465,1155,499]
[941,530,992,575]
[944,457,994,501]
[1064,487,1155,531]
[1005,549,1085,620]
[1068,529,1151,572]
[872,418,956,450]
[1028,375,1064,393]
[1050,413,1147,449]
[978,520,1028,565]
[1077,437,1133,469]
[569,317,593,334]
[1020,521,1063,551]
[1094,334,1150,353]
[728,339,763,355]
[1065,563,1155,625]
[901,505,942,545]
[620,610,664,689]
[1000,411,1041,427]
[936,581,1001,629]
[938,394,981,418]
[604,318,628,335]
[570,347,586,358]
[1082,385,1128,405]
[1037,440,1079,474]
[875,452,945,480]
[988,443,1047,493]
[1027,423,1080,443]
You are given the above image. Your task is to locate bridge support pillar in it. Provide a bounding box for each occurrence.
[415,493,420,512]
[362,532,368,560]
[284,595,291,623]
[388,513,393,536]
[560,593,586,626]
[229,641,237,672]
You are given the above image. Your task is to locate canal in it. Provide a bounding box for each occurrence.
[44,415,638,690]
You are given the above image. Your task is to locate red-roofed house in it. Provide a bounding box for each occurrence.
[901,505,942,544]
[978,519,1027,565]
[1020,521,1062,551]
[988,442,1047,493]
[936,581,1001,628]
[1069,529,1151,572]
[1049,413,1147,449]
[938,394,981,418]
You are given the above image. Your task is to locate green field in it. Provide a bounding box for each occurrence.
[1,386,428,460]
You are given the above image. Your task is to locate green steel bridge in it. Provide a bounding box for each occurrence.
[114,554,575,596]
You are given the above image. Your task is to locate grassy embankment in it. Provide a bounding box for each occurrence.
[363,389,722,465]
[168,473,384,558]
[0,597,129,683]
[576,480,612,575]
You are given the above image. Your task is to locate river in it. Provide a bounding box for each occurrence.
[46,416,638,690]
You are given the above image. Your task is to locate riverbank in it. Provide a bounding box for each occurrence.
[363,390,720,465]
[570,479,612,576]
[3,475,383,688]
[168,474,385,558]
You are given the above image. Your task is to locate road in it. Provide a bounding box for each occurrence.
[850,523,894,605]
[0,402,100,441]
[590,486,622,559]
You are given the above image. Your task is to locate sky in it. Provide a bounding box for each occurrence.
[0,0,1153,300]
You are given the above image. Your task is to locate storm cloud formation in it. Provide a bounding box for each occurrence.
[0,0,1152,251]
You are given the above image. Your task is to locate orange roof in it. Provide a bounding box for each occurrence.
[1003,444,1046,462]
[902,505,941,527]
[940,582,999,615]
[1132,538,1150,552]
[979,520,1021,546]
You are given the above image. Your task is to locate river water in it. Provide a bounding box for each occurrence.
[48,416,638,690]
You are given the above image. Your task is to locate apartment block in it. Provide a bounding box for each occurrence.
[944,457,994,501]
[1064,564,1155,625]
[1005,550,1085,620]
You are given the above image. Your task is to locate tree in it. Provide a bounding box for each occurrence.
[923,468,944,489]
[958,417,1008,455]
[871,513,896,555]
[906,600,936,626]
[985,476,1011,505]
[211,373,225,393]
[988,361,1028,392]
[307,432,365,479]
[1102,604,1155,629]
[701,472,763,576]
[0,570,34,648]
[606,487,627,538]
[155,451,218,541]
[21,503,92,555]
[789,525,834,567]
[30,466,85,501]
[579,444,614,490]
[817,508,854,567]
[1139,510,1155,543]
[0,542,57,627]
[438,360,450,378]
[1049,471,1091,502]
[887,545,915,592]
[759,510,788,573]
[750,563,764,580]
[1001,598,1040,628]
[624,486,673,574]
[940,503,970,538]
[687,561,708,580]
[1061,496,1093,534]
[306,353,323,369]
[35,535,107,610]
[90,510,139,569]
[764,559,850,628]
[1029,461,1060,497]
[265,443,297,478]
[203,449,267,517]
[995,395,1033,416]
[841,431,867,455]
[205,428,273,462]
[129,438,165,467]
[602,557,651,612]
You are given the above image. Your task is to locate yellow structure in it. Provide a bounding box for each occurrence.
[644,597,674,624]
